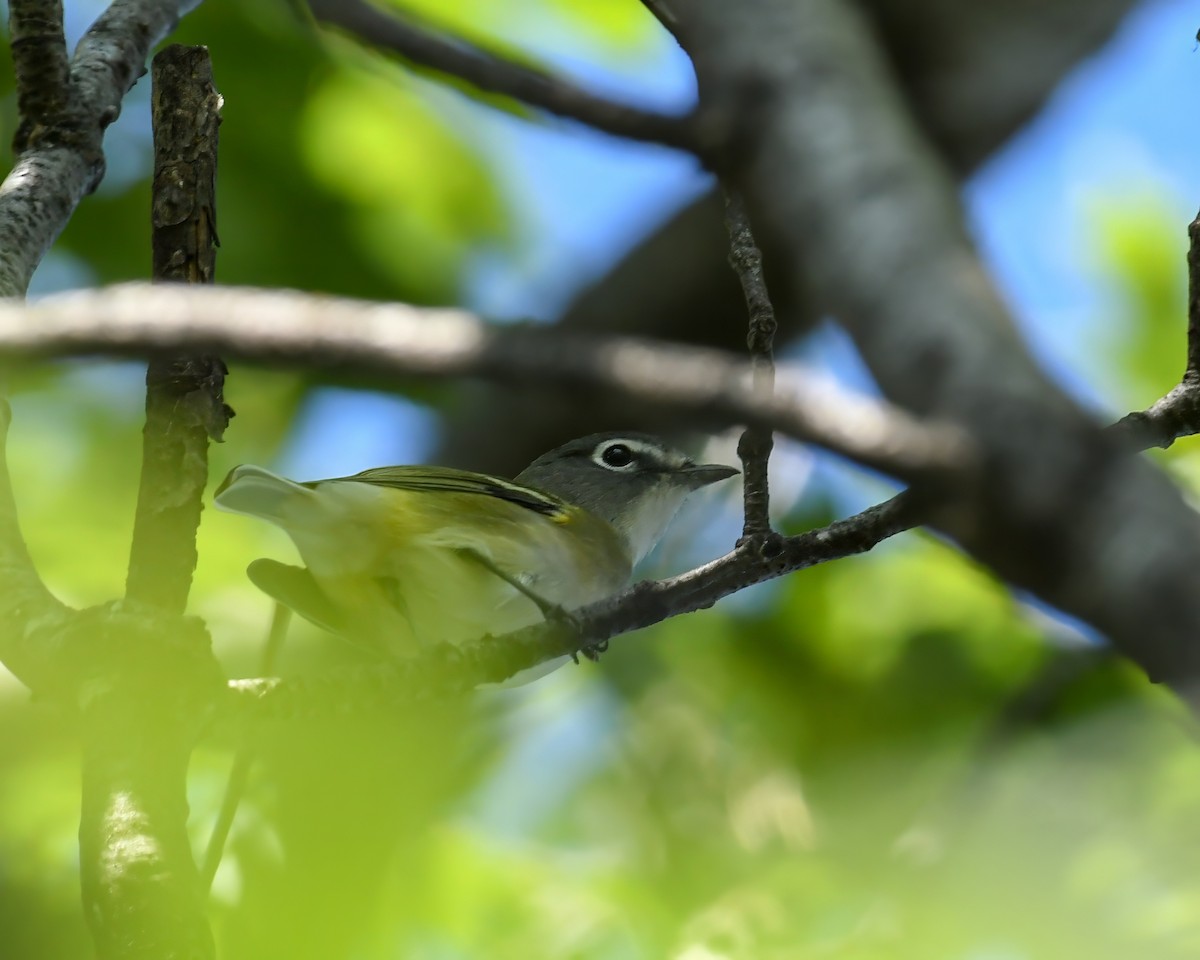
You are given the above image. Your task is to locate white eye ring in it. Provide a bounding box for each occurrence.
[595,442,636,471]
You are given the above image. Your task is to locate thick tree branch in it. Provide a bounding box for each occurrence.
[1109,209,1200,450]
[0,283,972,480]
[69,44,225,960]
[75,609,221,960]
[659,0,1200,691]
[723,188,777,540]
[306,0,702,153]
[0,0,204,297]
[126,46,229,613]
[224,492,922,715]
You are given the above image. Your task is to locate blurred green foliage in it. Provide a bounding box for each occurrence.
[2,2,1200,960]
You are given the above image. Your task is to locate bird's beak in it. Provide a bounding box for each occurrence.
[679,462,740,489]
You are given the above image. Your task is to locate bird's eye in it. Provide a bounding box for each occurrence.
[600,443,634,468]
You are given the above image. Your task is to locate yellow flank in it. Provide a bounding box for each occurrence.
[273,470,631,658]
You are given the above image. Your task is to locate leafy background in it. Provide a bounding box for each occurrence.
[2,0,1200,958]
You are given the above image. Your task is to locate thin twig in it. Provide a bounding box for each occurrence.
[201,604,291,891]
[1186,210,1200,379]
[223,492,922,716]
[307,0,702,153]
[126,45,229,613]
[722,188,777,540]
[0,283,974,483]
[1110,209,1200,450]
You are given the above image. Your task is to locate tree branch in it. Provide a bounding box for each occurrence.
[0,0,203,297]
[75,609,221,960]
[0,397,74,689]
[306,0,703,153]
[126,45,229,613]
[8,0,70,152]
[67,44,225,960]
[1109,209,1200,450]
[662,0,1200,692]
[0,283,973,481]
[723,188,777,540]
[224,492,922,715]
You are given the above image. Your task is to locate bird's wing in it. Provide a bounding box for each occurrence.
[247,558,348,636]
[321,465,572,521]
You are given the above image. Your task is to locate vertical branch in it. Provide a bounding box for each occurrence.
[722,188,777,541]
[79,628,219,960]
[1108,207,1200,449]
[125,45,230,613]
[1185,210,1200,382]
[78,44,226,960]
[8,0,70,152]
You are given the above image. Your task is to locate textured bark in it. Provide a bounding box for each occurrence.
[76,46,227,959]
[0,0,204,297]
[126,45,229,614]
[8,0,70,152]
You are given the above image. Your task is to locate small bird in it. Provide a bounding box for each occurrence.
[214,432,738,659]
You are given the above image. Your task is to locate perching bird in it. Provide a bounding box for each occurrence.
[214,432,738,659]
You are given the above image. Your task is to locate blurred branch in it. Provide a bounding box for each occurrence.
[201,604,290,891]
[76,609,220,960]
[723,188,777,540]
[0,282,974,481]
[8,0,70,152]
[1109,209,1200,450]
[663,0,1200,693]
[126,46,230,613]
[307,0,702,153]
[0,397,74,689]
[0,0,203,296]
[76,46,226,959]
[225,492,922,714]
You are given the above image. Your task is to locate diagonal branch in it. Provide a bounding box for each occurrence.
[0,283,974,481]
[306,0,703,153]
[0,397,74,689]
[225,492,922,715]
[0,0,204,297]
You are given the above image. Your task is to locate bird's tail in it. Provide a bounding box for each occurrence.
[214,464,311,524]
